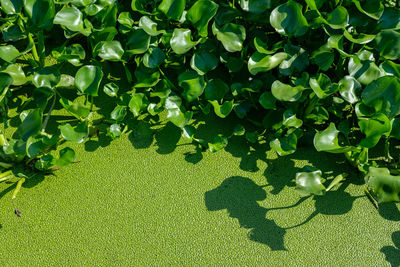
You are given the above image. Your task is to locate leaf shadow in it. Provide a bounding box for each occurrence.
[381,231,400,267]
[205,176,286,251]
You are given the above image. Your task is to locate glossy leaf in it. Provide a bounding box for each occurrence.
[270,133,297,156]
[295,170,326,196]
[190,50,218,75]
[170,29,197,55]
[158,0,185,20]
[362,76,400,118]
[59,97,90,120]
[365,167,400,203]
[240,0,270,13]
[209,100,233,118]
[139,16,166,36]
[55,147,75,167]
[314,123,352,153]
[212,22,246,52]
[204,79,229,101]
[1,0,23,14]
[54,6,89,35]
[271,80,304,102]
[259,92,276,110]
[358,113,391,148]
[339,76,361,104]
[94,41,124,61]
[375,30,400,60]
[325,6,348,29]
[178,71,205,102]
[59,122,89,143]
[270,1,308,37]
[103,83,119,97]
[24,0,55,29]
[74,65,103,96]
[0,45,19,63]
[126,29,151,54]
[129,93,149,117]
[15,109,42,141]
[32,67,60,89]
[248,52,287,75]
[187,0,218,37]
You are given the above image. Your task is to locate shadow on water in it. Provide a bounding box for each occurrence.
[381,231,400,267]
[204,176,286,251]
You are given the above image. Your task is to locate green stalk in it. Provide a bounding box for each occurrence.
[90,95,94,112]
[0,170,13,179]
[122,62,132,84]
[384,138,393,163]
[28,33,40,64]
[42,94,57,132]
[37,31,45,68]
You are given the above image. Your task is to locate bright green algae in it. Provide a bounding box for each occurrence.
[0,127,399,266]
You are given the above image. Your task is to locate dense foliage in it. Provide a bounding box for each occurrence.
[1,0,400,215]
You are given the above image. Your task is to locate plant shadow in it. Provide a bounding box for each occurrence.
[381,231,400,267]
[204,176,286,251]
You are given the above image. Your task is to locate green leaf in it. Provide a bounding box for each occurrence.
[348,51,383,85]
[110,105,127,122]
[131,0,149,14]
[165,96,186,128]
[190,50,218,75]
[259,91,276,110]
[103,82,119,97]
[212,22,246,52]
[310,45,334,71]
[59,97,90,120]
[0,73,14,101]
[283,109,302,128]
[380,61,400,78]
[270,1,308,37]
[1,0,23,14]
[55,147,75,167]
[339,76,361,104]
[362,76,400,118]
[343,29,375,45]
[187,0,219,37]
[378,7,400,30]
[107,124,122,139]
[138,16,166,36]
[270,133,297,156]
[118,12,134,27]
[375,30,400,60]
[143,47,165,69]
[279,44,309,76]
[365,167,400,203]
[158,0,185,20]
[54,6,89,35]
[309,73,338,99]
[24,0,55,29]
[208,134,228,152]
[248,52,287,75]
[134,65,160,88]
[170,29,198,54]
[129,93,149,117]
[126,29,151,54]
[313,123,352,153]
[240,0,271,13]
[295,170,326,196]
[204,79,229,101]
[353,0,384,20]
[271,80,304,102]
[59,122,89,143]
[325,6,348,29]
[1,64,26,86]
[15,109,42,141]
[74,65,103,96]
[358,113,391,148]
[209,100,234,118]
[0,45,19,63]
[178,71,205,102]
[93,41,124,61]
[32,66,60,89]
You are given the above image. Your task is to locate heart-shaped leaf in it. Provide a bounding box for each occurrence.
[271,80,304,102]
[270,1,308,37]
[270,133,297,156]
[129,93,149,117]
[93,41,124,61]
[1,64,26,86]
[375,30,400,60]
[208,134,228,152]
[59,122,89,143]
[15,109,42,141]
[314,123,352,153]
[190,50,218,75]
[143,47,165,68]
[339,76,361,104]
[24,0,55,29]
[74,65,103,96]
[126,29,151,54]
[204,79,229,101]
[178,71,205,102]
[170,29,198,54]
[1,0,23,14]
[158,0,185,20]
[54,6,89,35]
[32,67,60,89]
[110,105,127,122]
[259,91,276,110]
[365,167,400,203]
[103,83,119,97]
[55,147,75,167]
[362,76,400,118]
[212,22,246,52]
[59,97,91,120]
[295,170,326,196]
[187,0,219,37]
[325,6,348,29]
[139,16,166,36]
[358,113,391,148]
[0,45,19,63]
[248,52,287,75]
[209,100,233,118]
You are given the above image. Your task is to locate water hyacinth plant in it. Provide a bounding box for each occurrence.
[1,0,400,215]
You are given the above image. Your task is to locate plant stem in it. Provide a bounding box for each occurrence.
[28,33,40,64]
[385,138,393,163]
[42,94,57,132]
[90,95,94,112]
[122,62,132,84]
[37,30,45,68]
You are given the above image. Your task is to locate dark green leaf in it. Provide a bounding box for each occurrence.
[178,71,205,102]
[187,0,219,37]
[74,65,103,96]
[270,1,308,37]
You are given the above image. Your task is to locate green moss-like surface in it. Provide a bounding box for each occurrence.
[0,118,399,266]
